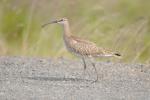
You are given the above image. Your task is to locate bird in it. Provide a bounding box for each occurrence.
[42,18,121,83]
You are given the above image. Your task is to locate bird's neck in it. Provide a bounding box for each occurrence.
[62,22,72,37]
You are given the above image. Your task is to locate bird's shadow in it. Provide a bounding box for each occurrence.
[23,76,91,82]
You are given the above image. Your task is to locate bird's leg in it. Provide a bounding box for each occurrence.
[90,59,98,83]
[81,57,90,81]
[82,58,87,70]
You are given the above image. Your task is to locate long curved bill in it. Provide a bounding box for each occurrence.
[42,20,58,28]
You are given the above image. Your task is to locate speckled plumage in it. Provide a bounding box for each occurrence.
[64,35,105,57]
[42,18,121,83]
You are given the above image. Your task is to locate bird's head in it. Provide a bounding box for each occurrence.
[56,18,68,24]
[42,18,68,27]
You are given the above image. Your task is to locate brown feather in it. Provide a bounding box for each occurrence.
[64,35,106,57]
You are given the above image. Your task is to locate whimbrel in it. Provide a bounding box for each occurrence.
[42,18,121,82]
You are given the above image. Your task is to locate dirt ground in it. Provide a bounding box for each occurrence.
[0,56,150,100]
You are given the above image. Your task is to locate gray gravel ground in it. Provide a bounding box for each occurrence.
[0,56,150,100]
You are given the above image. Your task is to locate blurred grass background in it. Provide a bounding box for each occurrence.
[0,0,150,63]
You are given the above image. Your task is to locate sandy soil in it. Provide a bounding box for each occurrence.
[0,56,150,100]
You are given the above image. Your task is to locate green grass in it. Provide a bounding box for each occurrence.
[0,0,150,63]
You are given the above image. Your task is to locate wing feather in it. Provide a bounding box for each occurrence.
[65,36,105,57]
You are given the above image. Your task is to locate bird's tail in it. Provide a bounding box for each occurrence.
[113,52,122,59]
[99,48,122,58]
[103,49,122,58]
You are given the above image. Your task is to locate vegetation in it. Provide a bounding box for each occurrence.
[0,0,150,63]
